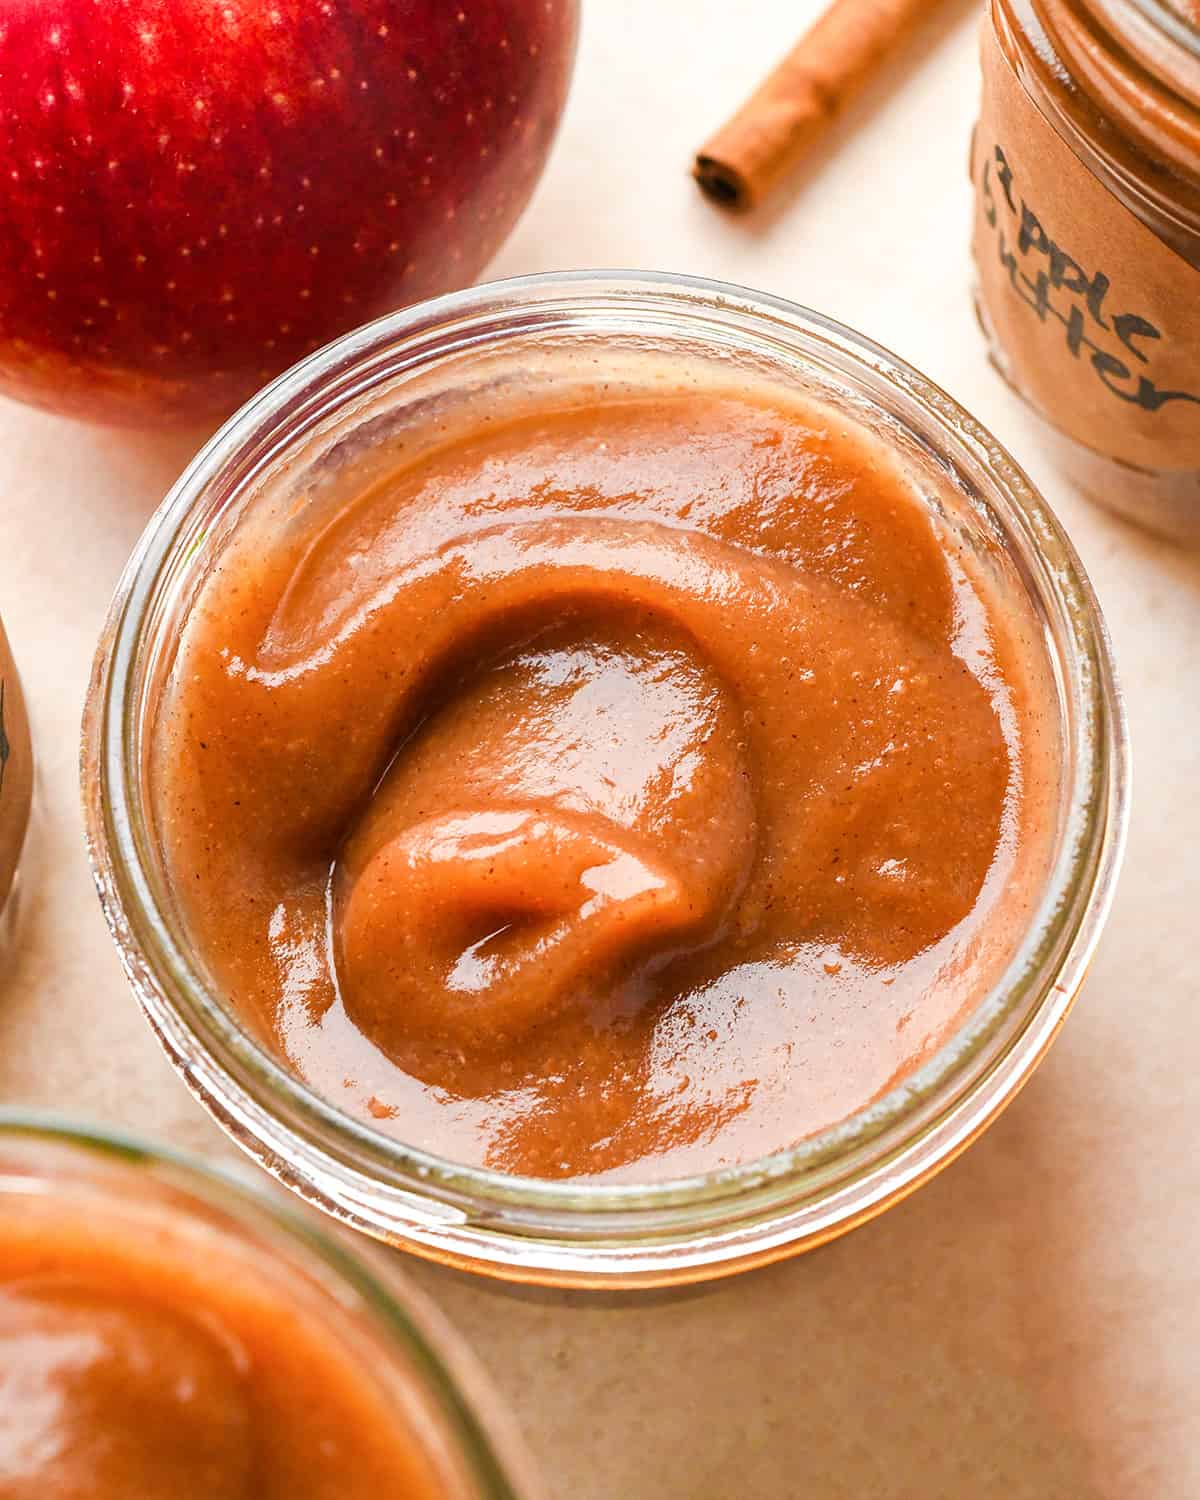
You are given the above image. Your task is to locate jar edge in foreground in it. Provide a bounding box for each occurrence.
[0,1107,544,1498]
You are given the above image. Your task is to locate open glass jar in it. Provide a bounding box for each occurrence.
[0,1113,541,1498]
[972,0,1200,541]
[83,272,1129,1288]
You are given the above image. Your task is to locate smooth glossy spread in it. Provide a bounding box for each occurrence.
[153,388,1060,1180]
[0,1194,450,1498]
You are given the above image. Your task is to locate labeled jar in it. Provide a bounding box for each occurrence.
[0,616,31,936]
[0,1113,542,1499]
[972,0,1200,541]
[83,272,1129,1287]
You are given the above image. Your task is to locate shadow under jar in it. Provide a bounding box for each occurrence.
[83,272,1129,1287]
[972,0,1200,541]
[0,1113,543,1498]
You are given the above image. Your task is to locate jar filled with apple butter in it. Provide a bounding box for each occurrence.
[972,0,1200,541]
[0,616,31,941]
[83,273,1128,1285]
[0,1115,544,1499]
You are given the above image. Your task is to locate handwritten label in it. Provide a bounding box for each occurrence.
[973,23,1200,471]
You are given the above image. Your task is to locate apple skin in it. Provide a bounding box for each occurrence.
[0,0,578,426]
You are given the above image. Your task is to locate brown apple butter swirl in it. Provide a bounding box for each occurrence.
[153,389,1059,1179]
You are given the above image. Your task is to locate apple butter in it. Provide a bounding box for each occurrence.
[152,385,1060,1180]
[1,1187,454,1497]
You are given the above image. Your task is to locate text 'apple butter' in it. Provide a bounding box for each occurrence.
[153,385,1060,1180]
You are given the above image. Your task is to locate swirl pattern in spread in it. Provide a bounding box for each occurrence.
[153,390,1058,1179]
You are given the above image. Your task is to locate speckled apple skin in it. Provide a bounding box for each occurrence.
[0,0,578,425]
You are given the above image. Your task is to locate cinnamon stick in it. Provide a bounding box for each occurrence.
[694,0,945,212]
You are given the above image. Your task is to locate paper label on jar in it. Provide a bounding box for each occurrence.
[972,22,1200,471]
[0,619,32,915]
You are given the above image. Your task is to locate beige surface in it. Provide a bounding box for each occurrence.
[1,3,1197,1496]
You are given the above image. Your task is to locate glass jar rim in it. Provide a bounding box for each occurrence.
[83,270,1130,1282]
[1124,0,1200,57]
[1023,0,1200,143]
[0,1109,535,1497]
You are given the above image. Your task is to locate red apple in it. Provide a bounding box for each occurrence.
[0,0,577,426]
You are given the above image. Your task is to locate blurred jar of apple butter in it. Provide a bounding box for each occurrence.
[0,1115,543,1500]
[0,616,31,940]
[972,0,1200,541]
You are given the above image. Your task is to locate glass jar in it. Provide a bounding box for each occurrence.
[0,1112,542,1499]
[82,272,1130,1288]
[0,616,31,940]
[972,0,1200,541]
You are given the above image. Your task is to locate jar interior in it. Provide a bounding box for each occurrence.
[119,297,1081,1188]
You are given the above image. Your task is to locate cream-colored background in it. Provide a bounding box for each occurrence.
[2,3,1197,1496]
